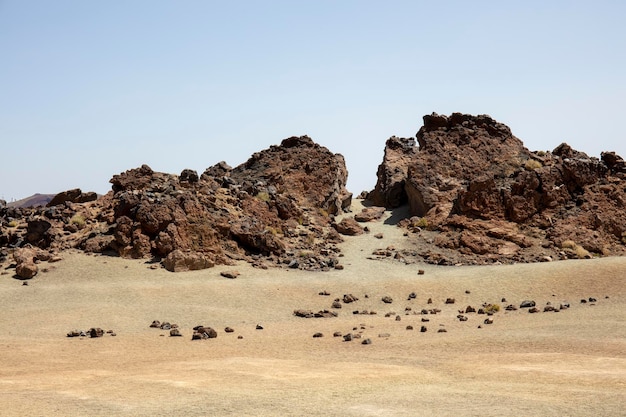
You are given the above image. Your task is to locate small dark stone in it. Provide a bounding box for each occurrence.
[313,332,323,338]
[361,338,372,345]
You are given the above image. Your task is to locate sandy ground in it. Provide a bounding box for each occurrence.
[1,205,625,416]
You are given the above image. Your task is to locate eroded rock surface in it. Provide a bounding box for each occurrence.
[369,112,626,265]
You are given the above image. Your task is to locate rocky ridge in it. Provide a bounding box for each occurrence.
[369,112,626,265]
[1,136,351,275]
[2,114,625,275]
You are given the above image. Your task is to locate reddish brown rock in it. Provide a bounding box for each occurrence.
[368,112,626,266]
[368,136,418,207]
[354,206,386,222]
[334,218,364,236]
[163,250,215,272]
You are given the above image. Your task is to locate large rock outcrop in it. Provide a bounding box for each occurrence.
[0,136,350,272]
[87,136,349,271]
[367,136,418,208]
[369,112,626,265]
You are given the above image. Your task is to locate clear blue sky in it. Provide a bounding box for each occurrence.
[1,1,625,201]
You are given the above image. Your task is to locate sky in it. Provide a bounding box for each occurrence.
[1,1,625,201]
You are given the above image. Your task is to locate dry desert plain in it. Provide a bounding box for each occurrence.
[0,205,625,416]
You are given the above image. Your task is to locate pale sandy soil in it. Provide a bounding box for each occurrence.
[1,204,625,416]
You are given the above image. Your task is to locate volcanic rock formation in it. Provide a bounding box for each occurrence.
[368,112,626,264]
[0,136,351,272]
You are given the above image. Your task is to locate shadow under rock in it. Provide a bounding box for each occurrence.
[384,204,411,225]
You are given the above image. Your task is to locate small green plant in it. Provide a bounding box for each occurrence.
[265,226,282,236]
[413,217,428,229]
[70,214,86,228]
[484,304,501,314]
[317,208,329,218]
[256,191,271,202]
[7,220,18,228]
[524,159,542,171]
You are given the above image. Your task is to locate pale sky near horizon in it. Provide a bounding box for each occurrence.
[1,1,625,201]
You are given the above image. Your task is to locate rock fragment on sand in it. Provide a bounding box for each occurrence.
[220,270,240,279]
[343,294,358,303]
[89,328,104,338]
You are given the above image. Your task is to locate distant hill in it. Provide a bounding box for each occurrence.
[6,193,55,208]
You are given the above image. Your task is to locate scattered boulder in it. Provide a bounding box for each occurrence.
[193,326,217,339]
[343,294,359,303]
[354,206,386,222]
[520,300,536,308]
[381,296,393,304]
[13,248,38,279]
[163,250,215,272]
[89,328,104,338]
[334,218,364,236]
[220,270,240,279]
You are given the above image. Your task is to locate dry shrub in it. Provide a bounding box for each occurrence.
[560,240,577,250]
[70,214,86,229]
[524,159,542,171]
